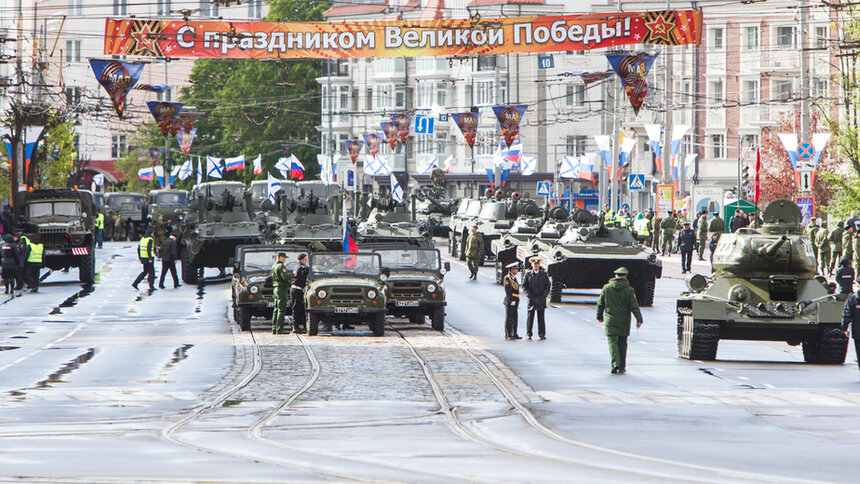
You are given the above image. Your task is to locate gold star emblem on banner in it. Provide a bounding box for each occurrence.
[644,13,675,44]
[129,21,164,57]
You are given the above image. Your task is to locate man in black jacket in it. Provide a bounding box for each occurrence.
[843,290,860,372]
[1,234,19,295]
[158,233,180,289]
[678,221,697,274]
[522,256,551,339]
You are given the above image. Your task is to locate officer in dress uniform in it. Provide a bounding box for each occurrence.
[291,253,309,334]
[271,251,290,334]
[503,261,522,340]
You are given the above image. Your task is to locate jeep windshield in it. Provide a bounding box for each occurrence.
[310,253,380,277]
[375,249,440,271]
[107,194,143,209]
[27,201,81,219]
[156,192,188,205]
[479,202,506,220]
[242,250,302,273]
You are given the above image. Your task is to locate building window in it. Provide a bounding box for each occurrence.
[157,87,173,102]
[776,26,796,48]
[710,134,725,159]
[374,84,405,110]
[111,134,127,159]
[113,0,128,15]
[566,136,587,156]
[248,0,263,18]
[65,87,82,106]
[743,26,759,50]
[476,55,498,72]
[565,84,585,107]
[709,80,724,104]
[67,0,83,16]
[322,59,349,77]
[416,81,447,108]
[712,27,724,49]
[198,0,210,16]
[65,40,81,62]
[741,134,759,149]
[815,79,829,98]
[476,129,496,156]
[772,79,793,101]
[815,26,828,49]
[157,0,171,15]
[475,80,507,106]
[742,80,760,104]
[373,58,405,75]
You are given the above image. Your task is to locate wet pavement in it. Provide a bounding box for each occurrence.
[0,240,858,482]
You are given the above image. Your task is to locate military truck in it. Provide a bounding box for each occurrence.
[13,188,96,283]
[305,252,388,336]
[105,192,146,240]
[677,199,848,363]
[537,215,662,306]
[146,189,189,223]
[368,244,449,331]
[448,198,484,260]
[231,244,306,331]
[178,181,263,284]
[493,206,570,284]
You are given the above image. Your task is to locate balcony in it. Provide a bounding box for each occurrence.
[322,59,350,77]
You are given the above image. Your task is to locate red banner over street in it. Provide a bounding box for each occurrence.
[104,11,701,59]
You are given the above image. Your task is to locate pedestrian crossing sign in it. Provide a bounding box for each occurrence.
[628,174,645,190]
[537,181,553,196]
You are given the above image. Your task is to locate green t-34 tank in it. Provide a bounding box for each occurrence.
[676,199,848,363]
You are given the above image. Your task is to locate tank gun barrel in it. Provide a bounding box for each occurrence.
[757,235,788,258]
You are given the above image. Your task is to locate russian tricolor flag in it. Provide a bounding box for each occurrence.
[138,167,154,181]
[224,155,245,172]
[343,230,359,253]
[290,155,305,180]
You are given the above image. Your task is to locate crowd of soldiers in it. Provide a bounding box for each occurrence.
[805,211,860,278]
[0,232,46,295]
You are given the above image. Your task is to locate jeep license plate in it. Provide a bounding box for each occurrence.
[396,301,420,307]
[334,307,358,314]
[45,250,63,256]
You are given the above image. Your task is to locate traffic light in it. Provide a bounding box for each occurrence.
[741,165,750,189]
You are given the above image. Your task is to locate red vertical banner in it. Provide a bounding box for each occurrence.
[754,148,761,205]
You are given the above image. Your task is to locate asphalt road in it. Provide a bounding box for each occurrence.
[0,241,858,483]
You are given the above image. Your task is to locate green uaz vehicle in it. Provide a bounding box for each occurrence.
[231,244,305,331]
[305,252,387,336]
[371,245,449,331]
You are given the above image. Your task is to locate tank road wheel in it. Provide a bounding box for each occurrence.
[371,313,385,337]
[634,278,656,307]
[550,278,563,303]
[180,249,199,285]
[308,314,320,336]
[459,234,468,261]
[802,324,849,364]
[237,306,251,331]
[78,250,95,284]
[448,231,456,257]
[495,259,504,285]
[677,313,720,360]
[431,306,445,331]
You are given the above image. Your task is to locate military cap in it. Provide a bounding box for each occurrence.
[276,251,287,258]
[683,221,690,225]
[506,262,519,269]
[713,211,719,215]
[614,267,629,275]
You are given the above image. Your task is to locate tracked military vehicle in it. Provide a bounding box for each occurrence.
[448,197,484,260]
[491,205,565,283]
[358,208,432,248]
[105,192,146,240]
[178,181,263,284]
[538,213,662,306]
[677,199,848,363]
[452,192,537,265]
[413,186,458,237]
[14,188,96,283]
[517,207,593,266]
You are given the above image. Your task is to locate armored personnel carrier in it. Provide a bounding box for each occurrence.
[178,181,263,284]
[537,213,662,306]
[13,188,96,284]
[677,199,848,363]
[464,192,540,266]
[145,189,189,223]
[448,197,484,260]
[491,203,561,283]
[105,192,146,240]
[412,186,458,237]
[358,206,432,248]
[274,185,344,250]
[517,207,593,266]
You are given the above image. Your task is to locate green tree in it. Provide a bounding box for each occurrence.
[115,124,166,193]
[177,0,329,183]
[40,116,77,188]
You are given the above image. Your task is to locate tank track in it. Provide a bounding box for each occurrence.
[677,308,720,360]
[802,324,849,364]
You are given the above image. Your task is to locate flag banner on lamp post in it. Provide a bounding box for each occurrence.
[345,140,364,164]
[606,52,658,115]
[392,114,411,143]
[493,105,527,149]
[147,101,183,135]
[450,112,480,148]
[89,59,144,118]
[381,122,399,150]
[363,133,383,158]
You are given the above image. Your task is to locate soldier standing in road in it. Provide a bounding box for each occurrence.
[596,267,643,374]
[291,253,309,334]
[25,234,44,292]
[836,257,855,295]
[842,288,860,373]
[94,210,104,249]
[105,210,115,241]
[465,225,484,280]
[114,214,126,241]
[696,209,709,260]
[154,215,167,248]
[830,221,844,276]
[15,234,27,291]
[503,261,522,340]
[132,229,156,291]
[816,221,831,276]
[843,223,854,263]
[157,234,180,289]
[708,211,725,241]
[678,221,697,274]
[522,257,550,340]
[271,251,290,334]
[650,212,661,252]
[660,211,676,256]
[805,218,820,268]
[1,234,19,295]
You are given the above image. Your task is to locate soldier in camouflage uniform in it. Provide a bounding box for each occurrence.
[815,221,831,276]
[830,221,844,276]
[805,218,819,268]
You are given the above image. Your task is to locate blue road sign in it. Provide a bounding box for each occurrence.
[414,115,435,134]
[537,181,553,196]
[538,55,554,69]
[797,141,814,161]
[628,174,645,190]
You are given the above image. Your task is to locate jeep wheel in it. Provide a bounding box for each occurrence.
[408,314,424,325]
[431,306,445,331]
[371,313,385,336]
[180,248,199,285]
[802,324,849,364]
[237,306,251,331]
[78,250,95,284]
[308,314,320,336]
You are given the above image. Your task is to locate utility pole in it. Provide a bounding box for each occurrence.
[662,0,674,187]
[163,60,171,188]
[610,74,620,214]
[800,0,810,143]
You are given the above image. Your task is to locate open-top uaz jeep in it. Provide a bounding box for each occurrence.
[305,252,387,336]
[370,245,448,331]
[14,188,95,283]
[231,244,306,331]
